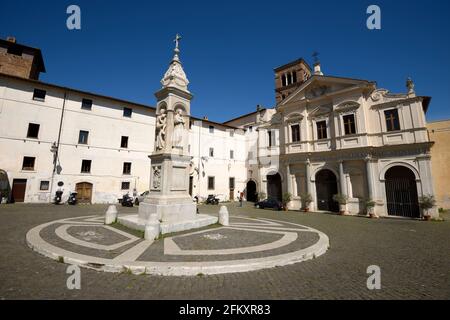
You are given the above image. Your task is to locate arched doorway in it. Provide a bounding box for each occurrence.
[246,180,257,202]
[315,169,339,212]
[0,170,11,202]
[76,182,93,204]
[385,166,420,218]
[267,173,282,201]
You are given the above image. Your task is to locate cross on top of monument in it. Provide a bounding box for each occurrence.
[174,33,181,50]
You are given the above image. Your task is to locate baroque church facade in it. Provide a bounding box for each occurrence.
[0,36,438,219]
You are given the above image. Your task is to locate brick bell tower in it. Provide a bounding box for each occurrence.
[274,58,311,104]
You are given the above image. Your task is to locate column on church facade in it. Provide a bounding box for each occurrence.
[305,160,311,194]
[339,161,347,195]
[285,164,292,195]
[365,157,375,200]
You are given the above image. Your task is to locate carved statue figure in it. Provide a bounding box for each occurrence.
[152,166,161,189]
[155,109,167,150]
[172,109,185,147]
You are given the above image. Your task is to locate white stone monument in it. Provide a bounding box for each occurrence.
[105,205,118,225]
[118,34,217,234]
[219,206,229,226]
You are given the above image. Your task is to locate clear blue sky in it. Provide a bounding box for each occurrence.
[1,0,449,122]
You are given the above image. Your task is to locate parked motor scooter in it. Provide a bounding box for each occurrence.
[122,193,134,207]
[68,192,78,205]
[205,194,220,205]
[54,190,63,205]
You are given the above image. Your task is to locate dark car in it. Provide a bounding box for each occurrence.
[254,198,282,210]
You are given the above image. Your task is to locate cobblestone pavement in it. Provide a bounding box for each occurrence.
[0,203,449,299]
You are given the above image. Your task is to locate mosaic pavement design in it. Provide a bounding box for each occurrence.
[26,215,329,276]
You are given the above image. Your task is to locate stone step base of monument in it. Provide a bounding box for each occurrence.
[117,214,218,234]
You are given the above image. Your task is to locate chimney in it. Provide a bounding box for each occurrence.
[314,62,323,76]
[203,116,208,120]
[6,36,16,43]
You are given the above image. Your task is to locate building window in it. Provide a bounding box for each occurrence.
[123,162,132,175]
[291,124,300,142]
[121,136,128,148]
[281,74,287,87]
[78,130,89,144]
[39,181,49,191]
[209,125,214,134]
[268,130,276,147]
[229,130,234,137]
[123,107,132,118]
[229,177,235,189]
[121,182,130,190]
[22,157,35,171]
[230,150,234,159]
[81,98,93,110]
[249,126,253,132]
[32,89,46,101]
[292,71,297,83]
[189,120,193,129]
[81,160,91,173]
[248,151,254,160]
[208,176,215,190]
[27,123,40,139]
[343,114,356,135]
[316,121,327,140]
[188,144,191,153]
[209,148,214,157]
[384,109,400,132]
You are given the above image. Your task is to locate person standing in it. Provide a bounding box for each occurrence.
[239,191,244,207]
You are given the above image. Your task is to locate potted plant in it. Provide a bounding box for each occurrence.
[282,192,292,211]
[333,194,349,215]
[257,192,266,202]
[300,192,313,212]
[365,199,377,218]
[419,195,436,221]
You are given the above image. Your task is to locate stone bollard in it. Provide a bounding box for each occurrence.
[144,213,161,240]
[219,205,229,226]
[105,205,118,225]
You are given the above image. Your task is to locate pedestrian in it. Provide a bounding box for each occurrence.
[239,191,244,207]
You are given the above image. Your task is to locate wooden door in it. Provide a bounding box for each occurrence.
[76,182,93,203]
[12,179,27,202]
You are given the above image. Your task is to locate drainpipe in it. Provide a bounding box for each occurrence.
[49,91,67,203]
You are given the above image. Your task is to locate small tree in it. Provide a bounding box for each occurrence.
[419,195,436,218]
[332,194,348,205]
[258,192,267,202]
[282,192,292,210]
[300,193,313,211]
[365,199,376,217]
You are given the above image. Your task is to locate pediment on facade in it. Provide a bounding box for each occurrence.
[308,104,333,119]
[334,101,360,113]
[279,75,371,106]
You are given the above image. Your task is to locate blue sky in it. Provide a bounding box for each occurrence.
[1,0,449,122]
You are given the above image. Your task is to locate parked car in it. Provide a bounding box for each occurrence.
[135,191,149,205]
[254,198,283,211]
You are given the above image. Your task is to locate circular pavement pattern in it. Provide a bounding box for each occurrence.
[26,214,329,276]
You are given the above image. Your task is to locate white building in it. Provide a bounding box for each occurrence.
[0,37,438,218]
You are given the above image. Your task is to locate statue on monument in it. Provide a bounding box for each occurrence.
[155,108,167,151]
[172,108,185,148]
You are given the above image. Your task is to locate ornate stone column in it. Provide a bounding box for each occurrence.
[339,161,346,195]
[365,155,375,200]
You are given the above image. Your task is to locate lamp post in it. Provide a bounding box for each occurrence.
[49,142,59,203]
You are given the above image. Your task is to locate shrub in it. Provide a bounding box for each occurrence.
[282,192,292,205]
[300,193,313,205]
[332,194,348,205]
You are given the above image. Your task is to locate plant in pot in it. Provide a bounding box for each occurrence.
[282,192,292,211]
[258,192,266,202]
[332,194,349,215]
[419,195,436,221]
[365,199,377,218]
[300,192,313,212]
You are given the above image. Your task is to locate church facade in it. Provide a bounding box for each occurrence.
[0,37,438,218]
